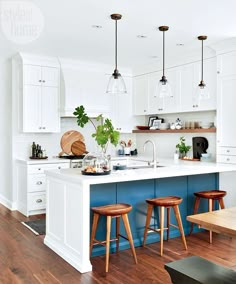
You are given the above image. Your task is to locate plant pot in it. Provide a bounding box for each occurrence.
[179,152,186,159]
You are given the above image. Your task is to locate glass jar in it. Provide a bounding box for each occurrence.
[82,152,111,174]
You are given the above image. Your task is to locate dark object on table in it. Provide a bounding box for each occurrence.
[136,126,150,130]
[165,256,236,284]
[130,149,138,155]
[192,137,208,159]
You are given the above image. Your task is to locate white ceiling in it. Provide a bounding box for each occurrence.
[1,0,236,68]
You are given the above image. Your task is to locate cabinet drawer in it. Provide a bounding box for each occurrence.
[218,147,236,156]
[28,192,46,210]
[28,174,46,193]
[28,163,69,174]
[217,155,236,164]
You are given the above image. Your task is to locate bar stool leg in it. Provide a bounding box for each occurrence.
[90,213,99,257]
[173,205,188,250]
[167,207,170,241]
[208,199,213,244]
[116,216,120,253]
[121,213,138,264]
[159,206,165,256]
[190,196,201,235]
[143,204,153,246]
[105,216,111,272]
[219,198,225,209]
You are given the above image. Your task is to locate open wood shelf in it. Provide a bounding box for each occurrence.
[132,127,216,134]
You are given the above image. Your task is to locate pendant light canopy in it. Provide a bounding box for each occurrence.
[196,35,209,100]
[106,13,127,94]
[155,26,172,98]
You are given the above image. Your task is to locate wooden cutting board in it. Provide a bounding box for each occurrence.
[71,140,88,156]
[60,130,84,155]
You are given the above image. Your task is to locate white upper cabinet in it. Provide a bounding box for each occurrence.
[12,54,61,133]
[149,68,181,114]
[24,65,59,87]
[133,75,149,115]
[181,57,216,112]
[60,61,110,117]
[109,76,143,133]
[22,64,60,132]
[133,57,216,116]
[217,51,236,148]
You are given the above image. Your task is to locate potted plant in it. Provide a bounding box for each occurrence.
[73,105,120,154]
[176,136,191,158]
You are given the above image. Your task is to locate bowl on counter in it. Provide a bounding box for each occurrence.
[159,123,170,130]
[199,122,214,129]
[136,126,150,130]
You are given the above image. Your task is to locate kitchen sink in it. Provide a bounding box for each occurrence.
[126,165,164,170]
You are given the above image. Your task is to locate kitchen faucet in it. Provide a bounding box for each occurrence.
[143,140,157,168]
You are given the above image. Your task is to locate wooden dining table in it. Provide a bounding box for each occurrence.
[187,206,236,238]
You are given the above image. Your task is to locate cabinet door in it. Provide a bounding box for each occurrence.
[24,65,41,85]
[110,76,138,132]
[193,58,216,111]
[41,66,59,87]
[23,85,41,132]
[133,75,149,115]
[180,64,195,112]
[41,87,60,132]
[149,68,180,114]
[217,74,236,146]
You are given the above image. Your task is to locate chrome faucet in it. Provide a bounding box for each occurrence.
[143,140,157,168]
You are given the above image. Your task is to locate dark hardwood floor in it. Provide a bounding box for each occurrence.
[0,204,236,283]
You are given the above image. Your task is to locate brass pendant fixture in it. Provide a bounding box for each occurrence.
[106,13,127,94]
[196,35,209,100]
[155,25,172,98]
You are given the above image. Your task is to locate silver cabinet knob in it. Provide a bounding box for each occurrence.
[36,199,42,203]
[36,181,43,185]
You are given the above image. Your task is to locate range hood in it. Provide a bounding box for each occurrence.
[60,59,111,118]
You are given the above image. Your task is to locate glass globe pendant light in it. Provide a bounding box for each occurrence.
[106,14,127,94]
[155,26,172,98]
[195,35,209,100]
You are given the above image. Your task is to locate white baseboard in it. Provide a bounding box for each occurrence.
[0,194,17,211]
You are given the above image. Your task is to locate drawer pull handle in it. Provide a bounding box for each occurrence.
[227,158,230,161]
[58,166,61,169]
[227,150,230,153]
[36,181,43,185]
[36,199,42,203]
[38,168,41,171]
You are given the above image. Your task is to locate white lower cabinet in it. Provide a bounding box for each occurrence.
[16,161,69,216]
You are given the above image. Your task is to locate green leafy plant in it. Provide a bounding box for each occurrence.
[73,105,120,153]
[176,136,191,154]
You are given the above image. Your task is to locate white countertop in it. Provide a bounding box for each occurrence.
[16,157,70,165]
[45,158,236,185]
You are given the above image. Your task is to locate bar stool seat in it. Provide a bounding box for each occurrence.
[90,203,138,272]
[143,196,187,256]
[189,189,227,243]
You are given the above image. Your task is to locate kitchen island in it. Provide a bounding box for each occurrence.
[44,158,236,273]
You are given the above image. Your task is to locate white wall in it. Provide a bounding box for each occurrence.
[0,56,13,208]
[135,111,216,160]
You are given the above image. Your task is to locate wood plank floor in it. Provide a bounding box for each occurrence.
[1,204,236,284]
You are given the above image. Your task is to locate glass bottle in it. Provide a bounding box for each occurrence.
[32,142,36,158]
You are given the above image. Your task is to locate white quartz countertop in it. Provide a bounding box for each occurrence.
[45,158,236,185]
[16,157,70,165]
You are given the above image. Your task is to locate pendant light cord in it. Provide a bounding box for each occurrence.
[201,39,204,82]
[162,30,165,77]
[115,19,118,71]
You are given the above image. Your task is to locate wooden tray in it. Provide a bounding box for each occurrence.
[81,170,111,176]
[180,158,200,161]
[29,156,48,160]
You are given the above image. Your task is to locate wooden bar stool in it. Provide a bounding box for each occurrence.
[143,196,187,256]
[189,190,227,243]
[90,203,138,272]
